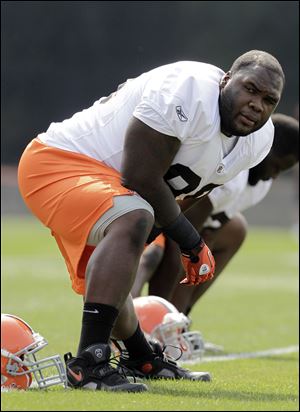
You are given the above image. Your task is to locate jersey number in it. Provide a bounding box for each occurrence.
[164,164,220,198]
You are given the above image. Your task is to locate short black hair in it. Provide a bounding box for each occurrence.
[230,50,285,85]
[271,113,299,160]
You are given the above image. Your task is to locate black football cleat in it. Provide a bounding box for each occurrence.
[117,340,211,381]
[64,343,148,392]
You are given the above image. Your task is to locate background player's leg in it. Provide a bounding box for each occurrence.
[131,243,164,298]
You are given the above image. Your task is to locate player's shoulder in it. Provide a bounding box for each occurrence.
[144,61,224,95]
[146,60,222,73]
[150,61,224,121]
[135,61,224,141]
[161,60,224,75]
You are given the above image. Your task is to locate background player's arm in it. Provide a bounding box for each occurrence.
[121,117,181,227]
[178,196,214,232]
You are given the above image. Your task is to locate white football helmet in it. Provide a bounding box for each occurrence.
[1,314,67,390]
[133,296,205,361]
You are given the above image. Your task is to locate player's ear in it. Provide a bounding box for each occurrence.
[220,72,231,89]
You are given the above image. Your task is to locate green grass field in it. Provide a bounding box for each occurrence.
[1,216,299,411]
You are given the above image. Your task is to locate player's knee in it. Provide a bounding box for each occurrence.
[115,209,154,248]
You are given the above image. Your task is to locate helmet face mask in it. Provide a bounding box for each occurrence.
[1,314,67,390]
[133,296,205,361]
[181,330,205,361]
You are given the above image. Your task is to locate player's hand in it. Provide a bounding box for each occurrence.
[180,242,215,286]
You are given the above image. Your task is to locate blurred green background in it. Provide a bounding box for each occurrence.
[1,218,298,411]
[1,1,299,228]
[1,1,299,163]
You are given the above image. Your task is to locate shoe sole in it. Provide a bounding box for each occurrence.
[121,370,212,382]
[76,381,148,392]
[189,372,211,382]
[103,383,148,392]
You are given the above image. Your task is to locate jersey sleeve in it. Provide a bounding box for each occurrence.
[133,75,204,142]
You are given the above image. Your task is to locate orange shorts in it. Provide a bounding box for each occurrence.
[18,138,134,295]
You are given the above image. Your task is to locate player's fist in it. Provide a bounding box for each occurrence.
[180,242,215,286]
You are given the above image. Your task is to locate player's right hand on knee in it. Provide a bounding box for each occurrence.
[180,242,215,286]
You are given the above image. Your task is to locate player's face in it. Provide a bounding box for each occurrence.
[248,152,297,185]
[219,66,283,137]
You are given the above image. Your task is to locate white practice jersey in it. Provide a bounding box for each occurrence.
[204,172,273,229]
[39,61,274,200]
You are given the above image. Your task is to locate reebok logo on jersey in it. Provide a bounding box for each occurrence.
[83,309,99,314]
[176,106,188,122]
[216,164,225,174]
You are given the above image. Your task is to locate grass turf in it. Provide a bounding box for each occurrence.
[1,216,299,411]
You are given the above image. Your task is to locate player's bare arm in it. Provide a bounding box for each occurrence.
[121,117,215,286]
[121,117,182,227]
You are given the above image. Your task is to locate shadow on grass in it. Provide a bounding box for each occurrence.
[150,385,297,403]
